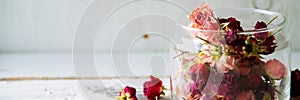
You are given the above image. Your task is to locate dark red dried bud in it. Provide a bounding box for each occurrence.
[261,36,277,55]
[227,17,244,32]
[291,69,300,98]
[254,21,269,40]
[143,76,164,100]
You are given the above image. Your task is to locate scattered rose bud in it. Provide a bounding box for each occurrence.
[264,59,287,79]
[124,86,136,98]
[143,76,165,100]
[117,86,138,100]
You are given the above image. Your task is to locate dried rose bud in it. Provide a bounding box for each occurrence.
[189,3,222,45]
[261,36,277,55]
[124,86,136,98]
[254,21,269,40]
[143,76,165,100]
[189,3,214,27]
[264,59,287,79]
[118,86,138,100]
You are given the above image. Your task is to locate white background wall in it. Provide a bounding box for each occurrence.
[0,0,299,53]
[0,0,90,53]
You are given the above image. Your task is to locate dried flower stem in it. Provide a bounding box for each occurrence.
[267,16,278,26]
[195,36,219,47]
[173,48,189,59]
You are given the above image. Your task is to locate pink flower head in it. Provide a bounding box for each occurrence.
[143,76,164,100]
[118,86,138,100]
[189,3,222,45]
[189,3,214,27]
[264,59,287,79]
[236,90,255,100]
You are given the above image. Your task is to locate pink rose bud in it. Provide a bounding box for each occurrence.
[264,59,287,79]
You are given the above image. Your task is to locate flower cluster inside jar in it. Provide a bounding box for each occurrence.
[176,3,288,100]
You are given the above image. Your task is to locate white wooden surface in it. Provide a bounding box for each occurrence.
[0,52,173,100]
[0,52,299,100]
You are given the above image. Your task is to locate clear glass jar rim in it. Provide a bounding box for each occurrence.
[181,8,286,35]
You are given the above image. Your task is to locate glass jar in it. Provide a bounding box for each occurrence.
[171,8,290,100]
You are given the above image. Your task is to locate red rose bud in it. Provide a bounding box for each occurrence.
[254,21,269,40]
[218,17,244,32]
[254,21,267,29]
[143,76,165,100]
[118,86,138,100]
[227,17,244,32]
[124,86,136,98]
[260,35,277,55]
